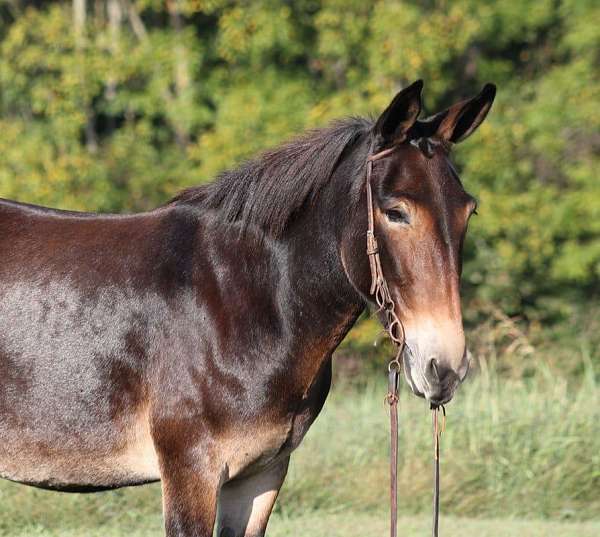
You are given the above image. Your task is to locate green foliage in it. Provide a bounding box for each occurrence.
[0,0,598,317]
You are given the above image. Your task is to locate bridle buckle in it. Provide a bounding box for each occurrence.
[366,231,378,255]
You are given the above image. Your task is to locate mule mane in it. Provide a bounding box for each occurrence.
[169,118,371,237]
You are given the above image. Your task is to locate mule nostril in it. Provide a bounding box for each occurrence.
[428,358,440,381]
[427,358,456,384]
[424,358,461,405]
[457,349,471,381]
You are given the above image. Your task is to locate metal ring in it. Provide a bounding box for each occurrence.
[388,359,401,372]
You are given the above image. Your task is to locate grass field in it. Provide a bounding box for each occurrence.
[0,354,598,536]
[1,511,599,537]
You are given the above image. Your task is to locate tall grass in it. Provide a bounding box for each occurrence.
[278,354,599,520]
[0,348,597,536]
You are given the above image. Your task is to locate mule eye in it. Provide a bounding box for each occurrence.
[385,208,410,224]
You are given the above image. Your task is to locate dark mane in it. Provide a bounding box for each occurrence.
[169,118,372,237]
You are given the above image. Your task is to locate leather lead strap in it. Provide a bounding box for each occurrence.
[388,367,400,537]
[366,145,404,537]
[431,405,445,537]
[365,145,444,537]
[432,410,440,537]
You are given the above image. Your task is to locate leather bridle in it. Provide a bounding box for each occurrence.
[365,145,444,537]
[366,146,407,358]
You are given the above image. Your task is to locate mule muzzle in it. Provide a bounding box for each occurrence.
[402,346,469,405]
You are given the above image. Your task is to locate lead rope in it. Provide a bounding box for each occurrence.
[366,146,444,537]
[431,404,445,537]
[387,365,400,537]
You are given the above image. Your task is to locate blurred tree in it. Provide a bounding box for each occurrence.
[0,0,597,318]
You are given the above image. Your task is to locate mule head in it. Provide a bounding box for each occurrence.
[342,80,496,405]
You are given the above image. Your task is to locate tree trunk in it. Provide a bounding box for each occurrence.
[74,0,99,153]
[167,0,190,147]
[105,0,122,133]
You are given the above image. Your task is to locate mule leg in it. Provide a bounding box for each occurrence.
[159,452,221,537]
[217,456,290,537]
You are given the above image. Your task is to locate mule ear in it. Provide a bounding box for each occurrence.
[421,83,496,144]
[374,80,423,145]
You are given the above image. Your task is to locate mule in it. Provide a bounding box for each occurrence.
[0,80,495,536]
